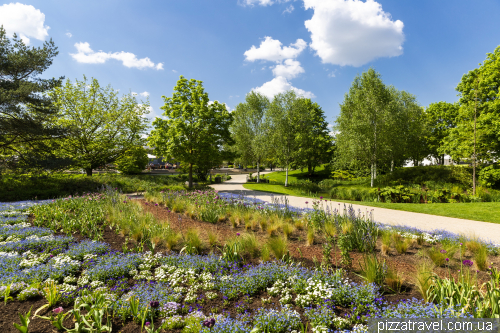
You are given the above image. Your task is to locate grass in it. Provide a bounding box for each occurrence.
[243,183,500,224]
[0,172,189,201]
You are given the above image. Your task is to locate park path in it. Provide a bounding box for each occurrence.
[209,173,500,244]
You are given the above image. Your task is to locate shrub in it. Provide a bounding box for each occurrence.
[479,164,500,189]
[115,146,149,175]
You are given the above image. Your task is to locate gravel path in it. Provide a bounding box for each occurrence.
[210,173,500,244]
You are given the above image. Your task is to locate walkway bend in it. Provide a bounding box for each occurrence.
[209,173,500,245]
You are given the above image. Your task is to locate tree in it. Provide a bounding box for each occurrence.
[425,101,459,164]
[116,146,149,175]
[49,76,150,176]
[334,68,392,187]
[0,26,66,171]
[387,87,427,169]
[442,46,500,192]
[231,91,269,182]
[148,76,233,188]
[292,98,333,175]
[266,90,301,187]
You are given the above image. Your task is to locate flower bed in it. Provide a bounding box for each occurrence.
[0,190,499,332]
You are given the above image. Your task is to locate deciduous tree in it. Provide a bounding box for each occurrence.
[49,76,150,176]
[148,76,233,188]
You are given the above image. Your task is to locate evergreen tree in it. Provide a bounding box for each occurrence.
[0,26,65,171]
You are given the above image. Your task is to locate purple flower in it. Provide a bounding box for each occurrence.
[202,318,216,328]
[305,201,309,204]
[440,249,447,253]
[53,307,64,314]
[445,258,449,262]
[145,322,150,326]
[236,233,240,236]
[463,260,474,267]
[320,197,323,199]
[150,300,160,308]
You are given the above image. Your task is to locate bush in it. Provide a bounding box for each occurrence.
[115,146,148,175]
[479,164,500,189]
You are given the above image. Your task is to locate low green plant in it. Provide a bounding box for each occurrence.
[415,261,434,302]
[181,228,203,255]
[13,306,32,333]
[207,230,218,248]
[475,245,488,271]
[267,236,288,260]
[385,267,404,293]
[356,254,387,286]
[241,233,260,258]
[282,223,294,240]
[42,281,61,307]
[261,246,270,262]
[221,240,243,262]
[426,247,448,267]
[3,284,13,305]
[306,228,315,246]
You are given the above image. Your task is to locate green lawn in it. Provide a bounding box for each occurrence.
[243,182,500,224]
[0,173,188,201]
[262,164,331,183]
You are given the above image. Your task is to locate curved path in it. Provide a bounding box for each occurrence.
[209,173,500,244]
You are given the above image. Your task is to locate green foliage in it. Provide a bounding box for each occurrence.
[444,46,500,164]
[49,76,150,176]
[0,26,66,171]
[149,76,233,187]
[0,173,183,201]
[425,102,459,163]
[356,254,387,286]
[479,164,500,189]
[231,91,269,181]
[335,68,421,187]
[116,146,149,175]
[13,306,31,333]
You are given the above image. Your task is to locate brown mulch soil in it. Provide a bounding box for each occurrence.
[2,198,499,332]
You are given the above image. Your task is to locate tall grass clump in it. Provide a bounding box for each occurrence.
[267,236,288,260]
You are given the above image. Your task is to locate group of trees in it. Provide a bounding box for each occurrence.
[334,68,426,187]
[231,91,333,186]
[335,45,500,190]
[1,27,150,176]
[3,22,499,191]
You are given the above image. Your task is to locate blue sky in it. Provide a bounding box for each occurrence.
[1,0,500,128]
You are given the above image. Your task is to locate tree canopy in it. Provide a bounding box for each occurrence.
[230,91,269,182]
[149,76,233,188]
[443,46,500,164]
[49,76,150,176]
[0,26,66,172]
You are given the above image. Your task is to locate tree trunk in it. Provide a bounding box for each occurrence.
[257,161,260,183]
[285,165,289,187]
[370,163,374,188]
[441,155,445,165]
[189,163,193,189]
[391,160,394,173]
[308,163,312,175]
[85,168,93,176]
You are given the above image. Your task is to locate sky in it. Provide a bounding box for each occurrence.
[1,0,500,128]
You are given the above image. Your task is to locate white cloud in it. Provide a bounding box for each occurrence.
[272,59,304,79]
[132,91,150,97]
[244,36,307,62]
[304,0,405,66]
[252,76,315,99]
[0,3,49,45]
[172,69,178,73]
[70,42,164,70]
[283,4,294,13]
[240,0,293,6]
[65,32,72,38]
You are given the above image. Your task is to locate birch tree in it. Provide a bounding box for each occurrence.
[230,91,269,182]
[334,68,392,187]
